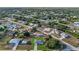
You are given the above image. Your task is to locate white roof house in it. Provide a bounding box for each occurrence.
[73,22,79,27]
[73,16,77,18]
[49,29,59,35]
[27,26,33,29]
[50,30,54,34]
[18,20,26,24]
[43,28,51,32]
[60,32,70,39]
[54,29,59,34]
[29,23,34,26]
[60,32,66,38]
[29,23,38,28]
[33,24,38,27]
[21,40,28,44]
[62,18,67,21]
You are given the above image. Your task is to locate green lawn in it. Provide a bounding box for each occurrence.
[31,36,50,51]
[0,35,12,50]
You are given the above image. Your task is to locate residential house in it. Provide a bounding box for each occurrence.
[61,18,67,21]
[50,29,60,35]
[18,20,27,25]
[60,32,71,39]
[43,28,52,34]
[73,22,79,27]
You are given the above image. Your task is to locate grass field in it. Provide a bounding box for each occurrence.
[32,36,50,51]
